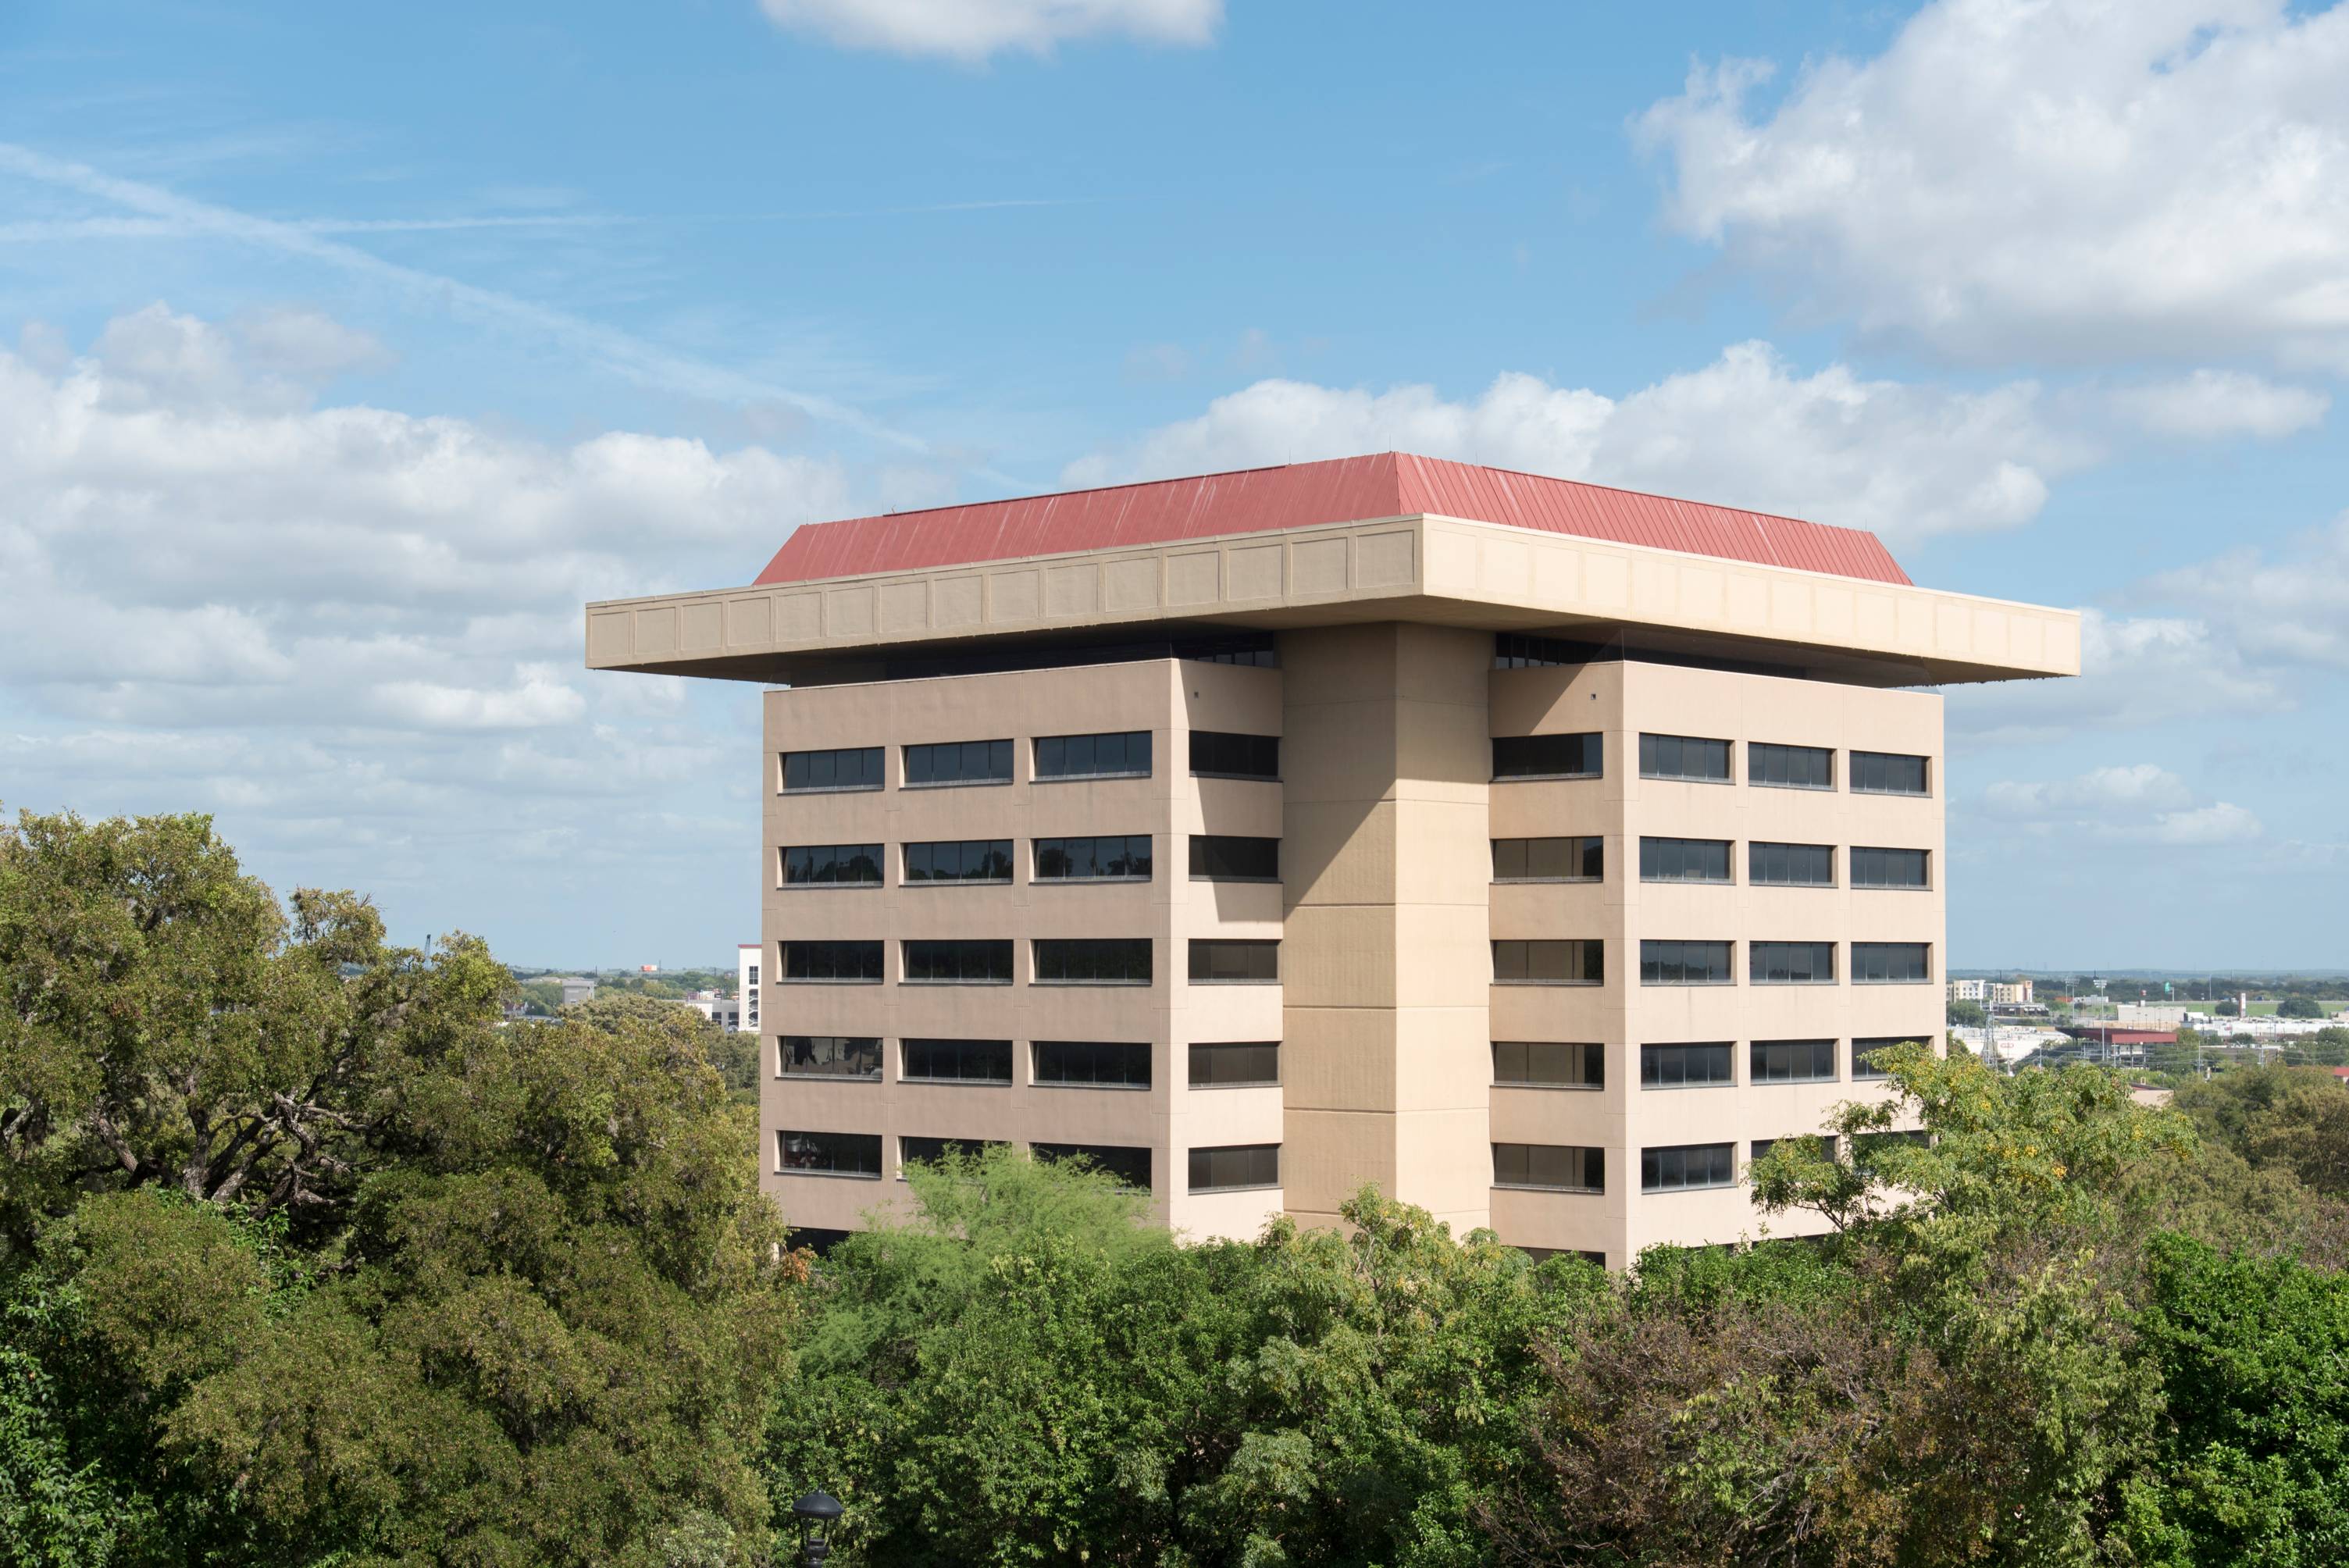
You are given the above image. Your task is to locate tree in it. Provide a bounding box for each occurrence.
[768,1148,1601,1566]
[2278,996,2326,1019]
[1,809,798,1565]
[2114,1235,2349,1564]
[1493,1048,2185,1566]
[2174,1066,2349,1197]
[1947,998,1988,1028]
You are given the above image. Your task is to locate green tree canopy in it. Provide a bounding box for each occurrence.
[0,809,797,1565]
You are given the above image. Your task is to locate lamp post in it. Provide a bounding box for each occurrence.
[790,1491,843,1567]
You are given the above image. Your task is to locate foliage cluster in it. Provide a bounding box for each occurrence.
[4,810,2347,1566]
[1,810,798,1566]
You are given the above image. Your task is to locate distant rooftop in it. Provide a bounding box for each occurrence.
[754,452,1912,589]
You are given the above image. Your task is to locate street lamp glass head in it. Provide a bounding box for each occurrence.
[792,1491,844,1523]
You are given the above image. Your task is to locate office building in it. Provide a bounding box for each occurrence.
[738,943,761,1034]
[584,453,2077,1264]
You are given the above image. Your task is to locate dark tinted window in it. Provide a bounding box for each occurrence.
[1494,633,1587,669]
[1639,837,1732,882]
[1034,1040,1152,1088]
[1638,733,1731,782]
[1492,939,1604,984]
[1189,1041,1280,1086]
[1748,742,1834,789]
[1853,1037,1915,1080]
[1851,846,1930,889]
[1751,1039,1839,1083]
[778,1035,881,1078]
[1033,938,1153,984]
[780,941,883,982]
[900,1135,1007,1168]
[1035,730,1152,779]
[1751,941,1837,985]
[1641,1042,1734,1088]
[1492,836,1603,881]
[1182,639,1278,668]
[1752,1134,1837,1163]
[1638,940,1733,985]
[1852,943,1931,983]
[1749,842,1836,886]
[780,747,882,793]
[1188,1143,1280,1192]
[1492,1143,1604,1192]
[1492,1041,1603,1088]
[1852,750,1930,796]
[900,939,1014,984]
[1641,1142,1736,1192]
[903,839,1014,883]
[1032,1142,1151,1191]
[902,739,1012,787]
[1034,836,1153,881]
[1189,939,1279,984]
[782,843,883,886]
[1190,730,1280,779]
[1190,836,1280,880]
[777,1130,881,1176]
[1492,732,1602,780]
[900,1038,1013,1083]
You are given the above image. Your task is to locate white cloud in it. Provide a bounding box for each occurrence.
[757,0,1221,61]
[0,305,847,936]
[1946,608,2290,745]
[2109,369,2330,439]
[372,666,589,731]
[1985,762,2194,817]
[1638,0,2349,369]
[1981,762,2262,845]
[230,305,394,381]
[2150,801,2265,846]
[2142,510,2349,668]
[1064,343,2083,544]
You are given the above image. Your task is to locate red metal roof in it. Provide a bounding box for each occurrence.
[753,452,1912,587]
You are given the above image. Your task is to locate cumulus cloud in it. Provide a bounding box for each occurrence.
[1064,343,2083,544]
[757,0,1221,61]
[2108,370,2329,440]
[2141,509,2349,668]
[230,304,394,381]
[0,305,846,942]
[1982,762,2263,846]
[1638,0,2349,369]
[1946,608,2291,746]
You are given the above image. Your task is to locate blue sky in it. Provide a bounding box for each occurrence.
[2,0,2344,970]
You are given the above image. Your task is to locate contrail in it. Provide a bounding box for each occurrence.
[0,141,1014,473]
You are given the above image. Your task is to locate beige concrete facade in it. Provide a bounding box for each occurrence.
[590,476,2073,1265]
[744,635,1945,1263]
[757,657,1289,1242]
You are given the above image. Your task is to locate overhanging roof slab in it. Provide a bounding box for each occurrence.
[584,514,2080,689]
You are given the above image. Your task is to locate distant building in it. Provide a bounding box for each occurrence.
[1948,978,1987,1002]
[682,993,743,1030]
[738,943,761,1035]
[1988,979,2034,1006]
[554,976,597,1007]
[641,964,661,974]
